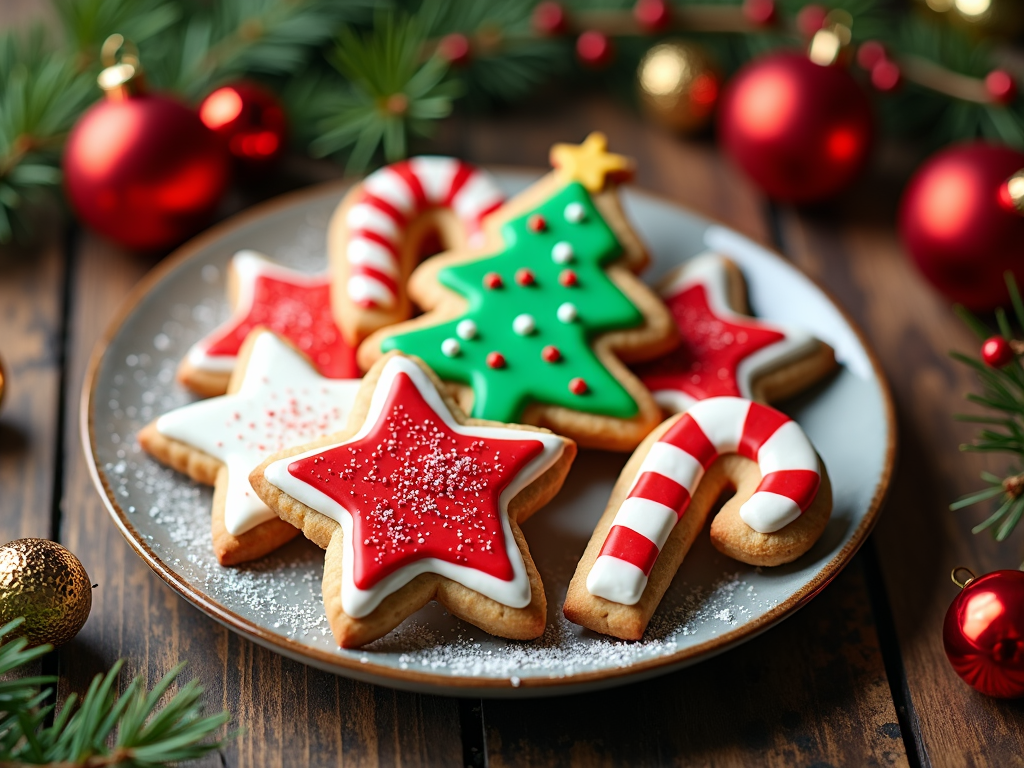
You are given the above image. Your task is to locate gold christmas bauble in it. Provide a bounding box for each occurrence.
[637,41,721,134]
[0,539,92,647]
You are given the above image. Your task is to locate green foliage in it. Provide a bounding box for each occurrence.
[951,275,1024,554]
[0,618,231,766]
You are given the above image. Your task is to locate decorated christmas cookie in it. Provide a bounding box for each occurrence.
[563,396,831,641]
[140,330,361,565]
[249,352,577,648]
[358,134,678,452]
[178,250,359,397]
[634,253,837,413]
[329,157,506,344]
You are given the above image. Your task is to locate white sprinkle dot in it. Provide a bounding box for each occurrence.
[557,303,578,323]
[441,338,461,357]
[564,202,586,223]
[552,241,574,264]
[456,319,477,340]
[512,314,536,336]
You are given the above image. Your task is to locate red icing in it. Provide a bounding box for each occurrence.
[600,525,660,576]
[286,372,544,590]
[487,351,506,369]
[627,471,690,515]
[515,268,535,286]
[484,272,503,289]
[542,345,561,363]
[738,401,790,461]
[635,283,786,401]
[528,214,547,232]
[559,269,578,287]
[203,272,359,379]
[569,377,588,394]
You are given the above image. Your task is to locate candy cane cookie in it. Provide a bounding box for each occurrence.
[329,157,506,345]
[563,397,831,640]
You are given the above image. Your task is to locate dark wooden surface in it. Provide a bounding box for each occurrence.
[2,49,1023,766]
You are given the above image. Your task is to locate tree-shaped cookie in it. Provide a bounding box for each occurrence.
[358,134,677,451]
[249,352,577,648]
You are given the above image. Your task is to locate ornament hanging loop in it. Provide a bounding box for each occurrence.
[951,566,977,590]
[97,34,145,99]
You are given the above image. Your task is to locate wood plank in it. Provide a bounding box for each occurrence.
[57,229,463,767]
[777,172,1024,766]
[484,557,907,768]
[0,221,66,541]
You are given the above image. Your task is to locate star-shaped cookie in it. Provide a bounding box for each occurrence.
[178,250,360,397]
[140,329,362,565]
[634,253,837,413]
[249,352,577,648]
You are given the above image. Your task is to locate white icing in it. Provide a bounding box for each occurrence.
[757,420,818,474]
[186,251,331,374]
[513,314,536,336]
[346,203,400,239]
[157,333,361,536]
[609,497,678,550]
[564,202,586,223]
[587,556,648,605]
[347,238,400,277]
[687,397,751,454]
[625,441,703,496]
[740,491,802,533]
[451,171,505,220]
[442,338,461,357]
[557,302,578,323]
[409,156,459,202]
[552,241,574,264]
[456,319,478,340]
[364,167,416,215]
[348,274,396,309]
[263,356,565,619]
[653,252,822,412]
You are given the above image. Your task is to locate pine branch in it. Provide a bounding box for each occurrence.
[0,620,232,766]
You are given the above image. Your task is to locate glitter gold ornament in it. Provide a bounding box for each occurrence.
[0,539,92,647]
[637,41,720,134]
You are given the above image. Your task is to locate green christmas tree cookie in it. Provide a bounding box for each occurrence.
[358,134,677,451]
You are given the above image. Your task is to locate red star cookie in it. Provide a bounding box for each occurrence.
[249,352,576,648]
[633,253,837,413]
[178,250,359,397]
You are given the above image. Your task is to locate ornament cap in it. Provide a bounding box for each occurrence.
[951,566,976,590]
[97,34,145,99]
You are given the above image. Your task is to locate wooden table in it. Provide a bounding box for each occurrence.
[2,92,1020,767]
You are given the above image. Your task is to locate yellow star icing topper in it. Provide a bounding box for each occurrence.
[549,132,634,193]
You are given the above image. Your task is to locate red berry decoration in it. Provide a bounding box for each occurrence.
[64,46,230,251]
[484,272,504,289]
[944,568,1024,699]
[542,345,562,363]
[569,377,589,395]
[634,0,671,31]
[870,60,901,93]
[796,4,829,37]
[577,31,614,69]
[199,81,288,169]
[743,0,776,26]
[899,142,1024,310]
[982,336,1015,368]
[559,269,578,287]
[856,41,887,71]
[437,33,472,67]
[516,268,536,286]
[986,70,1017,106]
[528,214,547,232]
[487,352,506,369]
[533,1,568,35]
[717,52,873,202]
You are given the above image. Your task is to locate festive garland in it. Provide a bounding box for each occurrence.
[1,0,1023,242]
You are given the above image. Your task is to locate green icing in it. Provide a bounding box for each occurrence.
[380,181,643,423]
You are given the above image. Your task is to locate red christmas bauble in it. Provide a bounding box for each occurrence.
[64,90,230,251]
[717,52,873,202]
[199,81,288,168]
[982,336,1014,368]
[944,569,1024,699]
[898,142,1024,310]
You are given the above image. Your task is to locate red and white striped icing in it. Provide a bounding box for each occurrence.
[345,157,505,310]
[586,397,821,605]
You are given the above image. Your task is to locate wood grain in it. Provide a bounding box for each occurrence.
[484,557,907,768]
[0,222,66,542]
[56,231,462,768]
[777,170,1024,767]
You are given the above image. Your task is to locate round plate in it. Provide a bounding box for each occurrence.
[82,172,895,697]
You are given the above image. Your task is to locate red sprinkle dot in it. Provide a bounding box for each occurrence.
[484,272,503,289]
[542,346,561,363]
[516,268,536,286]
[528,214,547,232]
[569,377,588,395]
[559,269,578,287]
[487,352,506,369]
